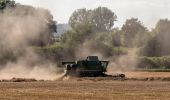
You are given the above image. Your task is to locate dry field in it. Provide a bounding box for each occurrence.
[125,72,170,78]
[0,79,170,100]
[0,72,170,100]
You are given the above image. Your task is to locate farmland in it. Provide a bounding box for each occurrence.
[0,76,170,100]
[125,71,170,78]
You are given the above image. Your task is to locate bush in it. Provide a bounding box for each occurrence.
[138,56,170,69]
[33,43,75,65]
[112,47,127,55]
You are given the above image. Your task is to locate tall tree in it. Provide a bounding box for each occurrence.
[69,7,117,32]
[122,18,148,47]
[69,8,90,29]
[154,19,170,56]
[141,19,170,56]
[90,7,117,32]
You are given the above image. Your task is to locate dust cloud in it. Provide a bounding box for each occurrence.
[0,4,60,80]
[107,48,138,74]
[75,41,104,59]
[0,3,140,79]
[75,40,138,75]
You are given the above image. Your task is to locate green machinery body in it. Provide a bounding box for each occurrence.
[62,56,109,77]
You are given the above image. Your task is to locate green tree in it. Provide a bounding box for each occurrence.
[90,7,117,32]
[154,19,170,56]
[69,8,91,29]
[140,36,160,57]
[60,23,93,48]
[0,0,15,9]
[122,18,148,47]
[69,7,117,32]
[141,19,170,56]
[95,28,123,47]
[111,28,123,47]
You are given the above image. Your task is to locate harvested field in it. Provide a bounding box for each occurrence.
[2,72,170,82]
[125,72,170,78]
[0,80,170,100]
[0,72,170,100]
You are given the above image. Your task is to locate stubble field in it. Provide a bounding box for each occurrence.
[0,75,170,100]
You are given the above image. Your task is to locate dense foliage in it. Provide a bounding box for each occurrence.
[0,0,15,9]
[69,7,117,32]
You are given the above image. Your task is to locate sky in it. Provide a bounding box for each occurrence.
[15,0,170,29]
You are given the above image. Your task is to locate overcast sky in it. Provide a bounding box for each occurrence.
[15,0,170,29]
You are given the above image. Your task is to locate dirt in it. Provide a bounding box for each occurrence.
[125,72,170,78]
[0,72,170,100]
[0,80,169,100]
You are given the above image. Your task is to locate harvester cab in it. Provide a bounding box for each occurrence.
[86,56,99,61]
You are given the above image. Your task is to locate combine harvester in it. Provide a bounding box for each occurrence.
[62,56,125,79]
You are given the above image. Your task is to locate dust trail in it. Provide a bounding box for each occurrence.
[75,41,103,59]
[0,3,59,80]
[75,40,113,59]
[107,48,138,74]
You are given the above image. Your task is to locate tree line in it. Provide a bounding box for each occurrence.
[1,0,170,69]
[58,7,170,58]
